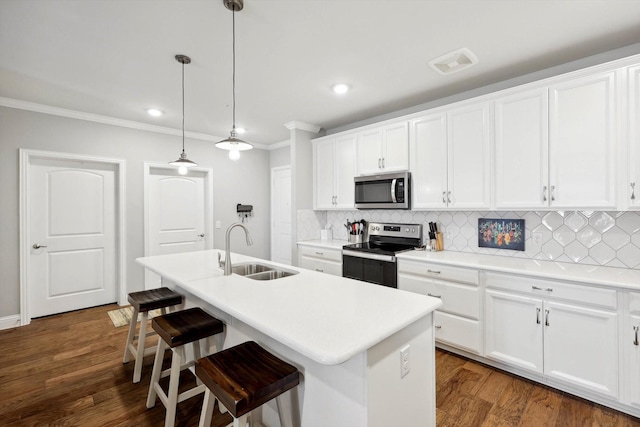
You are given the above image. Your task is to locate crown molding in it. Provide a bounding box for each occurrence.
[0,97,271,149]
[268,139,290,150]
[284,120,321,133]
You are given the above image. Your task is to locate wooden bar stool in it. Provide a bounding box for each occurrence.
[195,341,300,427]
[146,307,225,427]
[123,288,183,383]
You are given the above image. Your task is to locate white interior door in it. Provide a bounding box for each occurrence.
[28,157,117,318]
[271,166,291,265]
[145,166,210,289]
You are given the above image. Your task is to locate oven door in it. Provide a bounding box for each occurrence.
[342,250,397,288]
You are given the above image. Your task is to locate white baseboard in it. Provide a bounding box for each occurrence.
[0,314,21,330]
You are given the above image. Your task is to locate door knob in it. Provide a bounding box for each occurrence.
[32,243,48,249]
[198,233,205,238]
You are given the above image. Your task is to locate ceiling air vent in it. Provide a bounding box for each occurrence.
[429,48,478,75]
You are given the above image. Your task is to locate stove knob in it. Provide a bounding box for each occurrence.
[405,228,409,232]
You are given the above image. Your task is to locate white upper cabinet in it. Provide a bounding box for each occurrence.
[548,70,618,209]
[313,134,356,210]
[629,65,640,209]
[357,122,409,175]
[494,88,549,209]
[447,101,492,209]
[410,101,491,210]
[410,113,448,209]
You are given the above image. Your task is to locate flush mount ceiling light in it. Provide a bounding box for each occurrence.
[428,48,478,75]
[215,0,253,161]
[332,83,350,95]
[169,54,197,175]
[147,108,163,117]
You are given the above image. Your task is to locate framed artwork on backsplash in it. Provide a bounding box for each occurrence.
[478,218,525,251]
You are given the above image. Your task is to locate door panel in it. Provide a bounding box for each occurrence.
[271,167,292,265]
[146,167,207,288]
[29,159,117,317]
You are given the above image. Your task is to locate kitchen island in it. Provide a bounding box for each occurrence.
[137,249,442,427]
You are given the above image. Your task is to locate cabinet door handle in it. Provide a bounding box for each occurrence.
[427,269,441,274]
[435,324,442,329]
[315,251,324,255]
[634,326,639,346]
[442,191,446,204]
[532,285,553,292]
[382,157,385,169]
[447,191,452,204]
[315,268,324,272]
[550,185,556,202]
[427,293,442,299]
[378,158,382,169]
[545,309,550,326]
[536,307,541,325]
[542,185,548,202]
[631,182,636,201]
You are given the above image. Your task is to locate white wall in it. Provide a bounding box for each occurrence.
[269,145,290,169]
[0,106,271,318]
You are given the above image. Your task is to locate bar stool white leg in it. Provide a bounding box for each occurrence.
[133,311,149,383]
[163,345,185,427]
[198,388,216,427]
[276,391,296,427]
[122,306,139,364]
[233,413,249,427]
[146,337,168,408]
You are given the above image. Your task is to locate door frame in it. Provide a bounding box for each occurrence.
[143,162,214,263]
[19,149,127,326]
[270,165,291,263]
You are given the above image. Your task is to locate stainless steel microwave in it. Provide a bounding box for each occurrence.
[354,172,410,209]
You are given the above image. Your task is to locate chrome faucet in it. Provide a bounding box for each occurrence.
[224,222,253,275]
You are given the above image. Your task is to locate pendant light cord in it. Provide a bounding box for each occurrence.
[231,6,236,131]
[181,59,186,152]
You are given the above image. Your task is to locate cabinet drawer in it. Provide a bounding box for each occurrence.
[298,245,342,262]
[434,311,481,355]
[299,256,342,276]
[485,272,617,309]
[630,292,640,314]
[398,259,478,286]
[399,275,479,319]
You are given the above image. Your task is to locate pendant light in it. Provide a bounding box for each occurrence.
[169,54,197,175]
[215,0,253,161]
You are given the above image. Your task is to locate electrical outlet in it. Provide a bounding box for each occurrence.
[215,221,222,229]
[400,345,410,378]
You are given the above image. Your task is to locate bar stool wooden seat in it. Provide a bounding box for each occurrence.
[123,288,183,383]
[195,341,300,427]
[146,307,224,427]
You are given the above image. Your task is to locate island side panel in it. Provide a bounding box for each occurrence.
[164,279,369,427]
[366,314,435,427]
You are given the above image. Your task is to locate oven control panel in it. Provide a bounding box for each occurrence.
[368,222,422,239]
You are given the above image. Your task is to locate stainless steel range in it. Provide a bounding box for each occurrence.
[342,222,422,288]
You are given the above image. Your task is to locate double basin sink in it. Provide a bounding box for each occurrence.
[230,262,299,281]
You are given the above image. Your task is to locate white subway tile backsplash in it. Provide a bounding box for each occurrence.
[297,209,640,270]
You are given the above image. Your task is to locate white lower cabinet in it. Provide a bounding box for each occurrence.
[485,272,619,399]
[397,259,481,354]
[297,245,342,276]
[625,292,640,408]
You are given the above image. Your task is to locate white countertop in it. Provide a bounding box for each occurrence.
[397,250,640,291]
[297,239,348,250]
[137,250,441,365]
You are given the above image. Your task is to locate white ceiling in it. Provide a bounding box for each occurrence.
[2,0,640,146]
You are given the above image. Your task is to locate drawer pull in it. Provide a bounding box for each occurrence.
[545,309,550,327]
[315,268,324,272]
[427,293,441,299]
[435,324,442,329]
[315,251,324,255]
[634,326,639,346]
[536,307,541,325]
[532,285,553,292]
[427,269,441,274]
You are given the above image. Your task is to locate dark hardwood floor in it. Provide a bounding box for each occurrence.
[0,303,639,426]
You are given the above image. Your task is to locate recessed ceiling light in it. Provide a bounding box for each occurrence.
[147,108,164,117]
[332,83,350,95]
